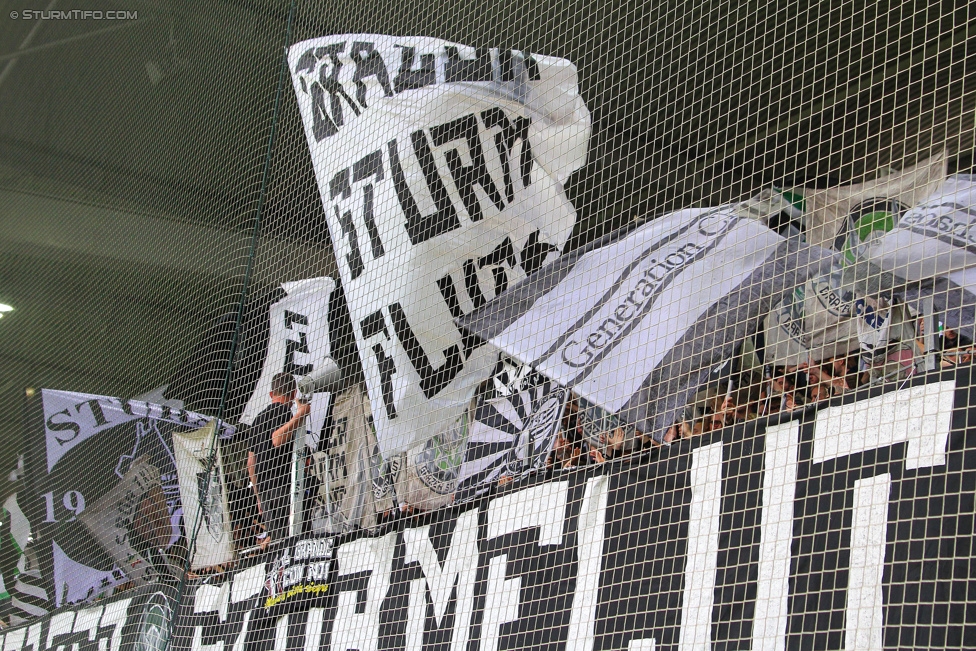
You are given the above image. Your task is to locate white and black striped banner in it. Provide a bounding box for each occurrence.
[455,382,567,501]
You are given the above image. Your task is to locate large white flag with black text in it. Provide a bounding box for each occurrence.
[459,208,834,441]
[289,35,590,455]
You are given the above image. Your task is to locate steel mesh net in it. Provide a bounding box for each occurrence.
[0,1,974,649]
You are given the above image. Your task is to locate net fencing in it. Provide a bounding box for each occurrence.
[0,1,974,650]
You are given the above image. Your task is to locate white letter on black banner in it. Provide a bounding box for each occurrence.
[403,510,480,651]
[678,442,723,651]
[331,533,395,651]
[753,421,801,651]
[813,381,953,650]
[566,476,609,651]
[483,482,568,651]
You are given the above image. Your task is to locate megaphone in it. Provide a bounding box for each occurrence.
[297,356,344,398]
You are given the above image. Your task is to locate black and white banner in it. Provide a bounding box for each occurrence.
[309,385,394,534]
[241,277,335,449]
[458,207,834,441]
[262,537,336,613]
[171,368,975,651]
[172,420,234,570]
[26,391,234,607]
[0,584,177,651]
[288,35,590,456]
[456,382,567,501]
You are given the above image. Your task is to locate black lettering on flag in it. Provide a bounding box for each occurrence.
[352,151,387,260]
[285,332,313,376]
[374,347,398,420]
[306,43,361,141]
[294,47,317,82]
[463,259,488,309]
[481,108,516,204]
[519,229,558,276]
[511,116,534,190]
[480,108,533,200]
[497,49,542,81]
[437,274,463,320]
[478,236,519,296]
[521,50,541,80]
[331,170,366,281]
[349,41,394,108]
[361,309,389,341]
[437,270,498,359]
[46,409,82,444]
[438,238,520,323]
[284,310,313,376]
[430,114,505,222]
[82,398,111,427]
[498,49,515,82]
[389,302,463,398]
[445,46,492,82]
[389,134,460,245]
[393,45,435,93]
[361,310,398,419]
[284,310,308,329]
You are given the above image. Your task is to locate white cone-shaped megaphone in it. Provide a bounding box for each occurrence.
[297,356,344,397]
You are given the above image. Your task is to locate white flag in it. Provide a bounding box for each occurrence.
[173,420,234,569]
[288,35,590,455]
[459,208,833,441]
[240,277,335,446]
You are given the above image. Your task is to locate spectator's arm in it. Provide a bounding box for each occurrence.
[247,451,263,514]
[272,401,311,447]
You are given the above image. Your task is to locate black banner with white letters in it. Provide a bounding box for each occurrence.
[171,368,975,650]
[0,583,177,651]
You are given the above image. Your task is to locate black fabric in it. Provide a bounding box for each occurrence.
[0,583,178,651]
[250,402,294,539]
